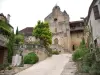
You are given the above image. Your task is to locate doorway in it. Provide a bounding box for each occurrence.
[0,47,5,64]
[72,45,75,51]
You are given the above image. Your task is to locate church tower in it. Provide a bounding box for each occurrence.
[45,5,71,52]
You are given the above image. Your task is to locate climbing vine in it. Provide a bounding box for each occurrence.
[0,20,12,36]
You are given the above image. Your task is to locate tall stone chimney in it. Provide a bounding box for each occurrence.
[7,14,10,23]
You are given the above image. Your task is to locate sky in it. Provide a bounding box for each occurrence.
[0,0,93,31]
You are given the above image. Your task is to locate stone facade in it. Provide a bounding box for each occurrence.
[70,21,84,50]
[19,27,36,44]
[45,5,71,52]
[0,13,13,64]
[45,5,84,52]
[87,0,100,46]
[22,48,48,61]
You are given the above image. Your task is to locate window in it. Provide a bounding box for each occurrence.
[93,5,100,20]
[55,28,57,32]
[94,39,97,47]
[54,38,58,44]
[54,18,57,21]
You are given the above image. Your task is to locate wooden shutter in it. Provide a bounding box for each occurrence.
[93,5,100,20]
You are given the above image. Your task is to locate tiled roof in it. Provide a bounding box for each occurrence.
[19,27,34,36]
[69,20,84,24]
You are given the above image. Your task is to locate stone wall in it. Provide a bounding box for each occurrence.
[88,0,100,45]
[71,32,83,50]
[45,5,71,51]
[22,48,48,61]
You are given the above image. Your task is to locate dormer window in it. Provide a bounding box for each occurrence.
[93,5,100,20]
[54,18,57,21]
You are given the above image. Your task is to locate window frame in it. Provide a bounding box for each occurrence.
[93,5,100,20]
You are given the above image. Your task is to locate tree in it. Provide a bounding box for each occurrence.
[16,26,19,35]
[7,32,15,63]
[15,27,24,45]
[15,34,24,44]
[33,21,52,54]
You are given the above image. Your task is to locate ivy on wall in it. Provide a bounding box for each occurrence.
[0,20,12,36]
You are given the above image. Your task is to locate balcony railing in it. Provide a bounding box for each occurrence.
[70,26,84,31]
[0,34,8,47]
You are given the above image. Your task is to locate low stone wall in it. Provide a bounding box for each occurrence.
[23,48,48,61]
[50,44,66,53]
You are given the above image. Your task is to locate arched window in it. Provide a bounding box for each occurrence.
[54,38,58,44]
[55,28,57,32]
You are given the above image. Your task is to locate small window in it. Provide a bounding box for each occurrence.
[54,18,57,21]
[55,28,57,32]
[93,5,100,20]
[94,39,97,47]
[54,38,58,44]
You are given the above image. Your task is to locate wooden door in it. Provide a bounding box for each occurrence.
[0,49,4,64]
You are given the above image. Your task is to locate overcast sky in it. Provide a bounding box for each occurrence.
[0,0,93,31]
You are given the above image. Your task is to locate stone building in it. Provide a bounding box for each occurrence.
[19,27,36,44]
[87,0,100,46]
[70,20,84,50]
[0,13,13,64]
[20,5,84,52]
[19,27,36,50]
[45,5,84,52]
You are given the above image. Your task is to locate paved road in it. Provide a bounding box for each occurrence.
[15,54,72,75]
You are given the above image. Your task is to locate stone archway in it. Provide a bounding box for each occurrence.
[54,38,59,44]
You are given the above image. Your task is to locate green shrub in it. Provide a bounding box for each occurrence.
[72,48,87,61]
[0,64,4,70]
[72,38,88,61]
[0,63,9,71]
[7,66,12,70]
[52,50,59,55]
[89,62,100,75]
[81,52,95,73]
[81,63,90,73]
[24,52,39,64]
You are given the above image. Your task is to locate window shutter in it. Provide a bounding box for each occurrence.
[93,5,100,20]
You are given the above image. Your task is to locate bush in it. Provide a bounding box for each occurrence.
[0,64,4,70]
[52,50,59,55]
[72,38,88,61]
[89,62,100,75]
[24,52,39,64]
[7,66,12,70]
[80,52,95,73]
[72,48,88,61]
[0,63,9,71]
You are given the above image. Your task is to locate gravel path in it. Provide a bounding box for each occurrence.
[15,54,72,75]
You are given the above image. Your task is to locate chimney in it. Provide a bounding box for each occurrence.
[7,14,10,23]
